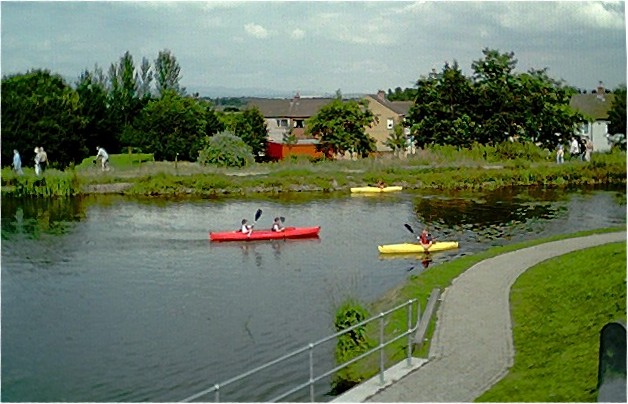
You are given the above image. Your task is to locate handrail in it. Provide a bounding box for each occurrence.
[181,297,427,402]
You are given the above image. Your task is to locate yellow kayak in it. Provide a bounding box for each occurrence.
[378,241,459,254]
[350,186,403,193]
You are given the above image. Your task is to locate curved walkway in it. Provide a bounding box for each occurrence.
[362,232,626,402]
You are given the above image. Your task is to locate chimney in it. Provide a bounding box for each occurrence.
[596,81,605,101]
[377,90,386,101]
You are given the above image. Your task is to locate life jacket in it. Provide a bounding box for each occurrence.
[419,233,431,244]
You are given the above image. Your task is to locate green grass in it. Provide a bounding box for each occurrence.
[477,242,626,402]
[3,149,626,196]
[342,227,627,389]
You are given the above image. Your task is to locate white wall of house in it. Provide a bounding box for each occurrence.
[578,121,612,152]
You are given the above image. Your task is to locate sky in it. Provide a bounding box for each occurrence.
[1,1,626,98]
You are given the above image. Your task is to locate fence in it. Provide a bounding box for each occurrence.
[181,288,441,402]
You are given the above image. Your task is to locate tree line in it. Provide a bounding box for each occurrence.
[1,49,268,168]
[2,47,626,168]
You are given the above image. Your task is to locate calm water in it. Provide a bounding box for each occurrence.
[1,186,626,402]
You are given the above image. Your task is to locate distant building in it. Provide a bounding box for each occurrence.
[363,90,412,153]
[247,93,332,160]
[569,82,616,152]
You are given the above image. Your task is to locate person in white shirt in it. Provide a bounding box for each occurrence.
[569,137,580,160]
[241,219,253,235]
[272,217,285,232]
[95,146,109,171]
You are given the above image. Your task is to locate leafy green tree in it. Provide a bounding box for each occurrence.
[307,98,377,158]
[1,70,86,168]
[76,68,116,154]
[232,107,268,160]
[608,85,627,136]
[386,86,417,101]
[407,62,476,147]
[406,48,584,151]
[107,51,144,151]
[384,122,408,157]
[197,131,255,167]
[129,91,222,161]
[136,56,154,100]
[155,49,185,97]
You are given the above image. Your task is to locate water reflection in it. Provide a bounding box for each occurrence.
[1,197,86,240]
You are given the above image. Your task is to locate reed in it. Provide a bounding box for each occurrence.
[2,169,79,197]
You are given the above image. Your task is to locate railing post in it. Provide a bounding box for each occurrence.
[407,300,413,366]
[214,384,220,402]
[308,343,315,402]
[379,312,385,384]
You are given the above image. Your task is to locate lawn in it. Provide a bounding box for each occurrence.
[476,241,626,402]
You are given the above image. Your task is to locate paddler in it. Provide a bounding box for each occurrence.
[272,217,285,232]
[241,219,254,235]
[418,228,433,251]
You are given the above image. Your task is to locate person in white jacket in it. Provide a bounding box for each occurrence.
[95,146,109,171]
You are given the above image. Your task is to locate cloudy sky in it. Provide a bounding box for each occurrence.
[1,1,626,97]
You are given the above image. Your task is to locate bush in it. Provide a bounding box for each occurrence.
[494,141,546,161]
[331,299,371,393]
[197,131,255,168]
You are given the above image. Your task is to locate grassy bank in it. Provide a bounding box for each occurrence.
[340,227,626,393]
[477,241,626,401]
[4,148,625,197]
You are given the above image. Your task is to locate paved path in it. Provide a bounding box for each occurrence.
[365,232,626,402]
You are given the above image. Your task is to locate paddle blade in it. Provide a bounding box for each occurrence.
[255,209,262,222]
[404,223,415,234]
[280,216,285,223]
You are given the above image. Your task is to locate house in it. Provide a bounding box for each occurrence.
[247,94,333,160]
[569,82,616,152]
[363,90,413,154]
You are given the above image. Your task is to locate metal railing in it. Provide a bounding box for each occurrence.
[181,289,441,402]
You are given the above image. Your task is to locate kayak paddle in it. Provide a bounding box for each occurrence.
[254,209,263,223]
[404,223,415,234]
[247,209,262,237]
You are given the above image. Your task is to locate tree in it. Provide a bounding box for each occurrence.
[607,85,627,136]
[232,107,268,160]
[407,61,476,147]
[129,91,222,161]
[405,48,584,150]
[384,122,408,158]
[76,67,116,154]
[136,56,154,100]
[1,70,86,167]
[307,98,377,158]
[107,51,144,151]
[155,49,185,97]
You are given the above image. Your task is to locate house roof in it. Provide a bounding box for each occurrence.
[569,93,616,120]
[246,97,334,118]
[366,94,412,116]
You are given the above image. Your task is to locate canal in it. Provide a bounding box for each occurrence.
[1,185,625,402]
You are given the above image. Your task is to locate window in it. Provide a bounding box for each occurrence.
[581,123,589,134]
[279,119,288,127]
[294,120,304,128]
[387,118,394,129]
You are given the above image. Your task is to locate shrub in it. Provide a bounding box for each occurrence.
[197,131,255,168]
[331,299,371,393]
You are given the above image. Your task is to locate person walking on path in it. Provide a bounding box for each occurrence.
[34,147,41,176]
[556,144,564,164]
[12,150,23,175]
[365,232,625,403]
[569,137,579,160]
[585,138,594,162]
[38,147,48,172]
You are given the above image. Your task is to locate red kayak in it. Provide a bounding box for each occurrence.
[210,226,321,242]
